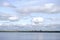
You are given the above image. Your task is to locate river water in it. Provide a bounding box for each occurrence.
[0,32,60,40]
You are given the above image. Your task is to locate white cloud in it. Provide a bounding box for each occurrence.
[3,2,10,6]
[8,16,19,21]
[17,3,60,14]
[44,3,54,9]
[0,23,2,26]
[20,23,27,26]
[2,2,16,8]
[43,3,60,13]
[32,17,44,25]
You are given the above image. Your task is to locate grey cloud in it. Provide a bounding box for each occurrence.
[47,17,60,21]
[16,3,60,14]
[0,13,10,21]
[0,23,60,31]
[0,12,19,21]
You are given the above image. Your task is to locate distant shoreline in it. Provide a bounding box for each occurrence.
[0,31,60,33]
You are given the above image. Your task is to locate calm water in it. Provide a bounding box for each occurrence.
[0,32,60,40]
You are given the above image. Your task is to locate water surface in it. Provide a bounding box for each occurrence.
[0,32,60,40]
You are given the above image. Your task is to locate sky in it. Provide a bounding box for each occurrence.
[0,0,60,31]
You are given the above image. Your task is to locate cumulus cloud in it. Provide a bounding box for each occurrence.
[32,17,44,25]
[8,16,19,21]
[0,12,19,21]
[17,3,60,14]
[2,2,16,8]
